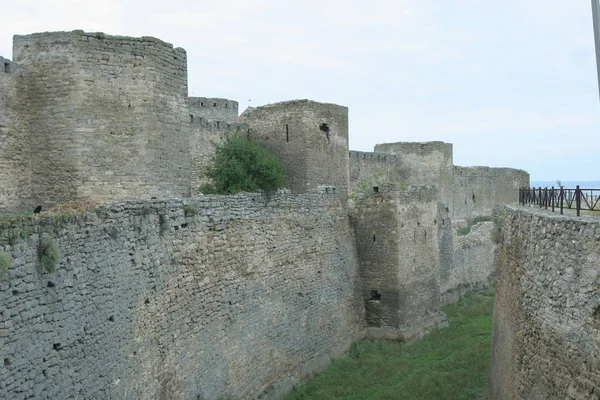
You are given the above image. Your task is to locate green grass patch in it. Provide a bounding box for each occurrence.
[0,252,12,280]
[285,290,495,400]
[456,216,493,236]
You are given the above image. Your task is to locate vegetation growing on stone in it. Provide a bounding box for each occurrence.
[456,215,493,236]
[39,237,59,273]
[0,252,12,279]
[159,214,170,235]
[183,205,197,217]
[200,135,285,195]
[285,289,495,400]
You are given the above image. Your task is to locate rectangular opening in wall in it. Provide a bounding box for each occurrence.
[190,114,194,123]
[214,103,217,107]
[200,102,204,106]
[373,186,379,193]
[286,124,289,142]
[3,63,9,73]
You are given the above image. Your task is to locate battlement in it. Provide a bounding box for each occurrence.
[374,141,453,158]
[188,97,239,123]
[349,150,398,162]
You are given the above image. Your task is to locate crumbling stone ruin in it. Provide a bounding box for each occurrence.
[0,30,548,400]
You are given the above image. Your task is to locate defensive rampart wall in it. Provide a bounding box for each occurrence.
[188,97,239,123]
[0,192,364,400]
[488,206,600,399]
[452,166,529,220]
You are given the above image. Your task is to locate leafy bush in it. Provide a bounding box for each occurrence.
[0,252,12,279]
[39,237,59,273]
[200,135,285,195]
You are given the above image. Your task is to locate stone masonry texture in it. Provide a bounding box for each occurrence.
[488,206,600,400]
[0,28,534,400]
[0,192,364,400]
[349,142,529,221]
[351,184,448,341]
[240,100,350,199]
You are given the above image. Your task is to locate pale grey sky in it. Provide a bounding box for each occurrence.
[1,0,598,181]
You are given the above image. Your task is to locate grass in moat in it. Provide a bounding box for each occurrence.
[285,289,495,400]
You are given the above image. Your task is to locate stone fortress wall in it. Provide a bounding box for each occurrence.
[349,142,529,221]
[0,193,364,400]
[0,29,539,400]
[488,206,600,400]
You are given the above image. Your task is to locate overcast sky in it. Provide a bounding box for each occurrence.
[1,0,598,181]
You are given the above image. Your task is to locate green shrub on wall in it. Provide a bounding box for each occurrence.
[0,252,12,280]
[39,237,59,273]
[200,135,285,195]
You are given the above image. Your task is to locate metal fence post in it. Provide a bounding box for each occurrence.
[576,185,581,217]
[560,186,564,215]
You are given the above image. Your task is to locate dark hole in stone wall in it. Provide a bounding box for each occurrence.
[286,124,289,142]
[190,114,194,123]
[4,358,10,366]
[145,298,150,305]
[47,281,55,288]
[319,123,330,142]
[373,234,376,242]
[369,290,382,301]
[594,305,600,322]
[12,290,18,296]
[53,343,61,351]
[201,102,204,106]
[373,186,379,193]
[472,194,476,202]
[108,316,114,322]
[4,63,9,73]
[214,103,217,107]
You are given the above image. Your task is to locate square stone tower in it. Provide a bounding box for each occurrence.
[239,100,349,198]
[352,183,448,341]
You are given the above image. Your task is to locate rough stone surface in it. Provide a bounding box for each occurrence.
[349,143,528,221]
[373,141,454,212]
[452,166,529,221]
[488,206,600,400]
[11,31,192,208]
[0,192,364,400]
[440,221,497,305]
[188,97,239,124]
[0,55,30,211]
[240,100,350,199]
[352,184,448,341]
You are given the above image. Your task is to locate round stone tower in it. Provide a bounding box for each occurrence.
[12,30,191,207]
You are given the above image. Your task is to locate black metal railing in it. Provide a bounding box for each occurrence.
[519,186,600,216]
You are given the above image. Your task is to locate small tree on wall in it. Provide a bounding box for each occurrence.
[200,135,285,195]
